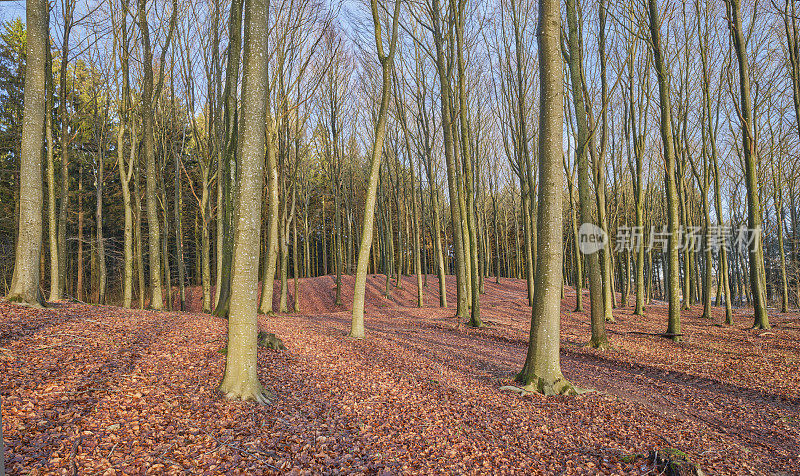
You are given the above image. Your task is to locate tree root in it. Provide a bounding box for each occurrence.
[257,331,285,350]
[513,373,579,396]
[5,293,46,308]
[219,377,271,404]
[649,447,705,476]
[585,338,612,351]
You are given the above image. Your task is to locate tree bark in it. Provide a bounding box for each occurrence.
[515,0,574,395]
[7,0,47,307]
[725,0,770,329]
[565,0,608,349]
[647,0,682,341]
[349,0,401,339]
[219,0,269,402]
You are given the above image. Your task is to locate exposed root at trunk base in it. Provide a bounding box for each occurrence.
[257,331,285,350]
[221,387,271,404]
[649,447,705,476]
[6,292,46,308]
[586,338,612,351]
[512,373,579,396]
[219,379,271,404]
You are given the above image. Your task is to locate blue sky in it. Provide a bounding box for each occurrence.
[0,1,26,24]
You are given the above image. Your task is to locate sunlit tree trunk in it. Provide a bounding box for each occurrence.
[725,0,769,329]
[647,0,682,340]
[46,45,58,303]
[432,0,468,319]
[55,0,75,301]
[349,0,401,339]
[219,0,269,402]
[138,0,176,310]
[565,0,608,349]
[454,0,482,327]
[516,0,574,395]
[138,0,163,309]
[7,0,47,307]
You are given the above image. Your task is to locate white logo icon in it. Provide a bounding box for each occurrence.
[578,223,607,255]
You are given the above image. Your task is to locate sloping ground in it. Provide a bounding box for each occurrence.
[1,275,798,474]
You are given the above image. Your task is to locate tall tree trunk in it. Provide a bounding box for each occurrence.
[174,127,186,311]
[258,108,280,315]
[393,73,424,307]
[725,0,770,329]
[115,0,135,308]
[76,163,84,302]
[293,184,301,313]
[56,0,75,301]
[8,0,47,307]
[46,45,58,303]
[565,0,608,349]
[94,97,107,305]
[516,0,574,395]
[138,0,177,309]
[596,0,615,322]
[773,169,789,313]
[432,0,468,320]
[131,130,145,309]
[349,0,401,339]
[214,0,243,317]
[138,0,163,310]
[454,0,482,327]
[647,0,682,341]
[219,0,269,402]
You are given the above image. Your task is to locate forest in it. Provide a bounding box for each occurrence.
[0,0,799,473]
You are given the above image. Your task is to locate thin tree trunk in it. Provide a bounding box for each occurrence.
[647,0,682,340]
[725,0,770,329]
[349,0,401,339]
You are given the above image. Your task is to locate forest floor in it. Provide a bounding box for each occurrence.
[1,275,799,475]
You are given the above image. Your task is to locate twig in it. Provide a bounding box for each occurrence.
[106,442,118,460]
[69,435,82,476]
[53,333,91,340]
[159,442,175,458]
[34,339,87,350]
[81,318,111,327]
